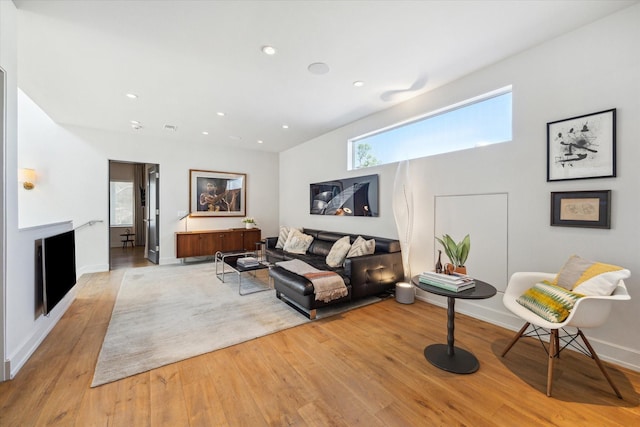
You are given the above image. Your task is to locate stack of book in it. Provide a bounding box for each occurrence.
[419,271,475,292]
[237,257,260,268]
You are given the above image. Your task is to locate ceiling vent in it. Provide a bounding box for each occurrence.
[163,124,178,132]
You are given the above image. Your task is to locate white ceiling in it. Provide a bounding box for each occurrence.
[14,0,638,153]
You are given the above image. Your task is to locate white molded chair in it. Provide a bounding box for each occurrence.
[501,272,630,398]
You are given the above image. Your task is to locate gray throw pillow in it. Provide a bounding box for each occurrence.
[275,226,301,249]
[283,229,314,254]
[346,236,375,258]
[326,236,352,267]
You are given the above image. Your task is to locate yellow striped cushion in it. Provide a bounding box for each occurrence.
[552,255,629,296]
[517,281,584,323]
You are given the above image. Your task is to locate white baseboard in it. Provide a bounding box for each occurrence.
[8,289,75,378]
[77,263,109,276]
[415,294,640,372]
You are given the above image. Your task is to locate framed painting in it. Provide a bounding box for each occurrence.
[550,190,611,229]
[309,174,379,216]
[547,109,616,181]
[189,169,246,217]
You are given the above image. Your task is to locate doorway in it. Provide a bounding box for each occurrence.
[1,66,7,381]
[108,160,159,270]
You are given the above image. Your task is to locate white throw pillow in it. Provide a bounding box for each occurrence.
[553,255,630,296]
[283,229,314,254]
[572,268,630,296]
[346,236,375,258]
[326,236,352,267]
[275,226,301,249]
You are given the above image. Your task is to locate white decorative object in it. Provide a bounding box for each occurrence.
[395,282,415,304]
[392,160,414,281]
[242,217,256,228]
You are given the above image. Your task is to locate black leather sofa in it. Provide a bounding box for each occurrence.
[266,228,404,319]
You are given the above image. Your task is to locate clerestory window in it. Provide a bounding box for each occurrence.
[348,86,512,170]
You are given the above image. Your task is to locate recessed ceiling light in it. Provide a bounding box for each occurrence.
[202,131,209,135]
[308,62,330,75]
[217,112,225,117]
[257,140,263,144]
[126,93,138,99]
[282,124,289,129]
[130,120,140,125]
[261,45,276,55]
[353,81,365,87]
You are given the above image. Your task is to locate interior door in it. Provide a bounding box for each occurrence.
[147,165,160,264]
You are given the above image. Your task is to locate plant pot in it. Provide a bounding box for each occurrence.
[454,266,467,275]
[445,264,467,275]
[245,223,253,229]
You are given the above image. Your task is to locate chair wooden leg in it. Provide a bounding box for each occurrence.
[577,329,623,399]
[547,329,558,397]
[501,322,530,357]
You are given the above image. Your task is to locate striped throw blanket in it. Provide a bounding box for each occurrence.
[275,259,348,302]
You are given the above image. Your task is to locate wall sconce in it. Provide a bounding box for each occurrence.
[21,168,36,190]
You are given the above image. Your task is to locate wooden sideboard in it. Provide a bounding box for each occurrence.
[176,228,261,259]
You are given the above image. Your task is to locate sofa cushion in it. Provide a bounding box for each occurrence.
[275,226,301,249]
[316,231,350,243]
[308,240,334,257]
[347,236,376,258]
[283,229,314,254]
[326,236,352,267]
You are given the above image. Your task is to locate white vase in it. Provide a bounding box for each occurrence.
[245,223,253,229]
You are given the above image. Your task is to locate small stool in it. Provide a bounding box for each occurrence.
[121,234,135,249]
[395,282,415,304]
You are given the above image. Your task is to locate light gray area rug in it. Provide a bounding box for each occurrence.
[92,262,379,387]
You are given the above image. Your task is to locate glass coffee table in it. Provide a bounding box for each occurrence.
[215,251,272,296]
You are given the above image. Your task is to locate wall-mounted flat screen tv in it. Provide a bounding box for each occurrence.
[37,229,77,315]
[310,174,379,216]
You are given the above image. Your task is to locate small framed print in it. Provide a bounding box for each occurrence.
[547,109,616,181]
[550,190,611,229]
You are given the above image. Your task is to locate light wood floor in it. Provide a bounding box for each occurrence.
[110,246,154,270]
[1,269,639,426]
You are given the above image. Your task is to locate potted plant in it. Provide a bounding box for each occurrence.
[435,234,470,275]
[242,217,256,229]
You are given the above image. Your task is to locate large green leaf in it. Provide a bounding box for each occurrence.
[435,235,456,266]
[458,234,470,266]
[436,233,470,267]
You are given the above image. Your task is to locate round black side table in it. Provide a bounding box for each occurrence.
[412,275,497,374]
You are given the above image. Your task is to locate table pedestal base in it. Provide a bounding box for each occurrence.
[424,344,479,374]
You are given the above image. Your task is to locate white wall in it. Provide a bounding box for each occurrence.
[279,5,640,370]
[1,0,19,381]
[10,91,279,377]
